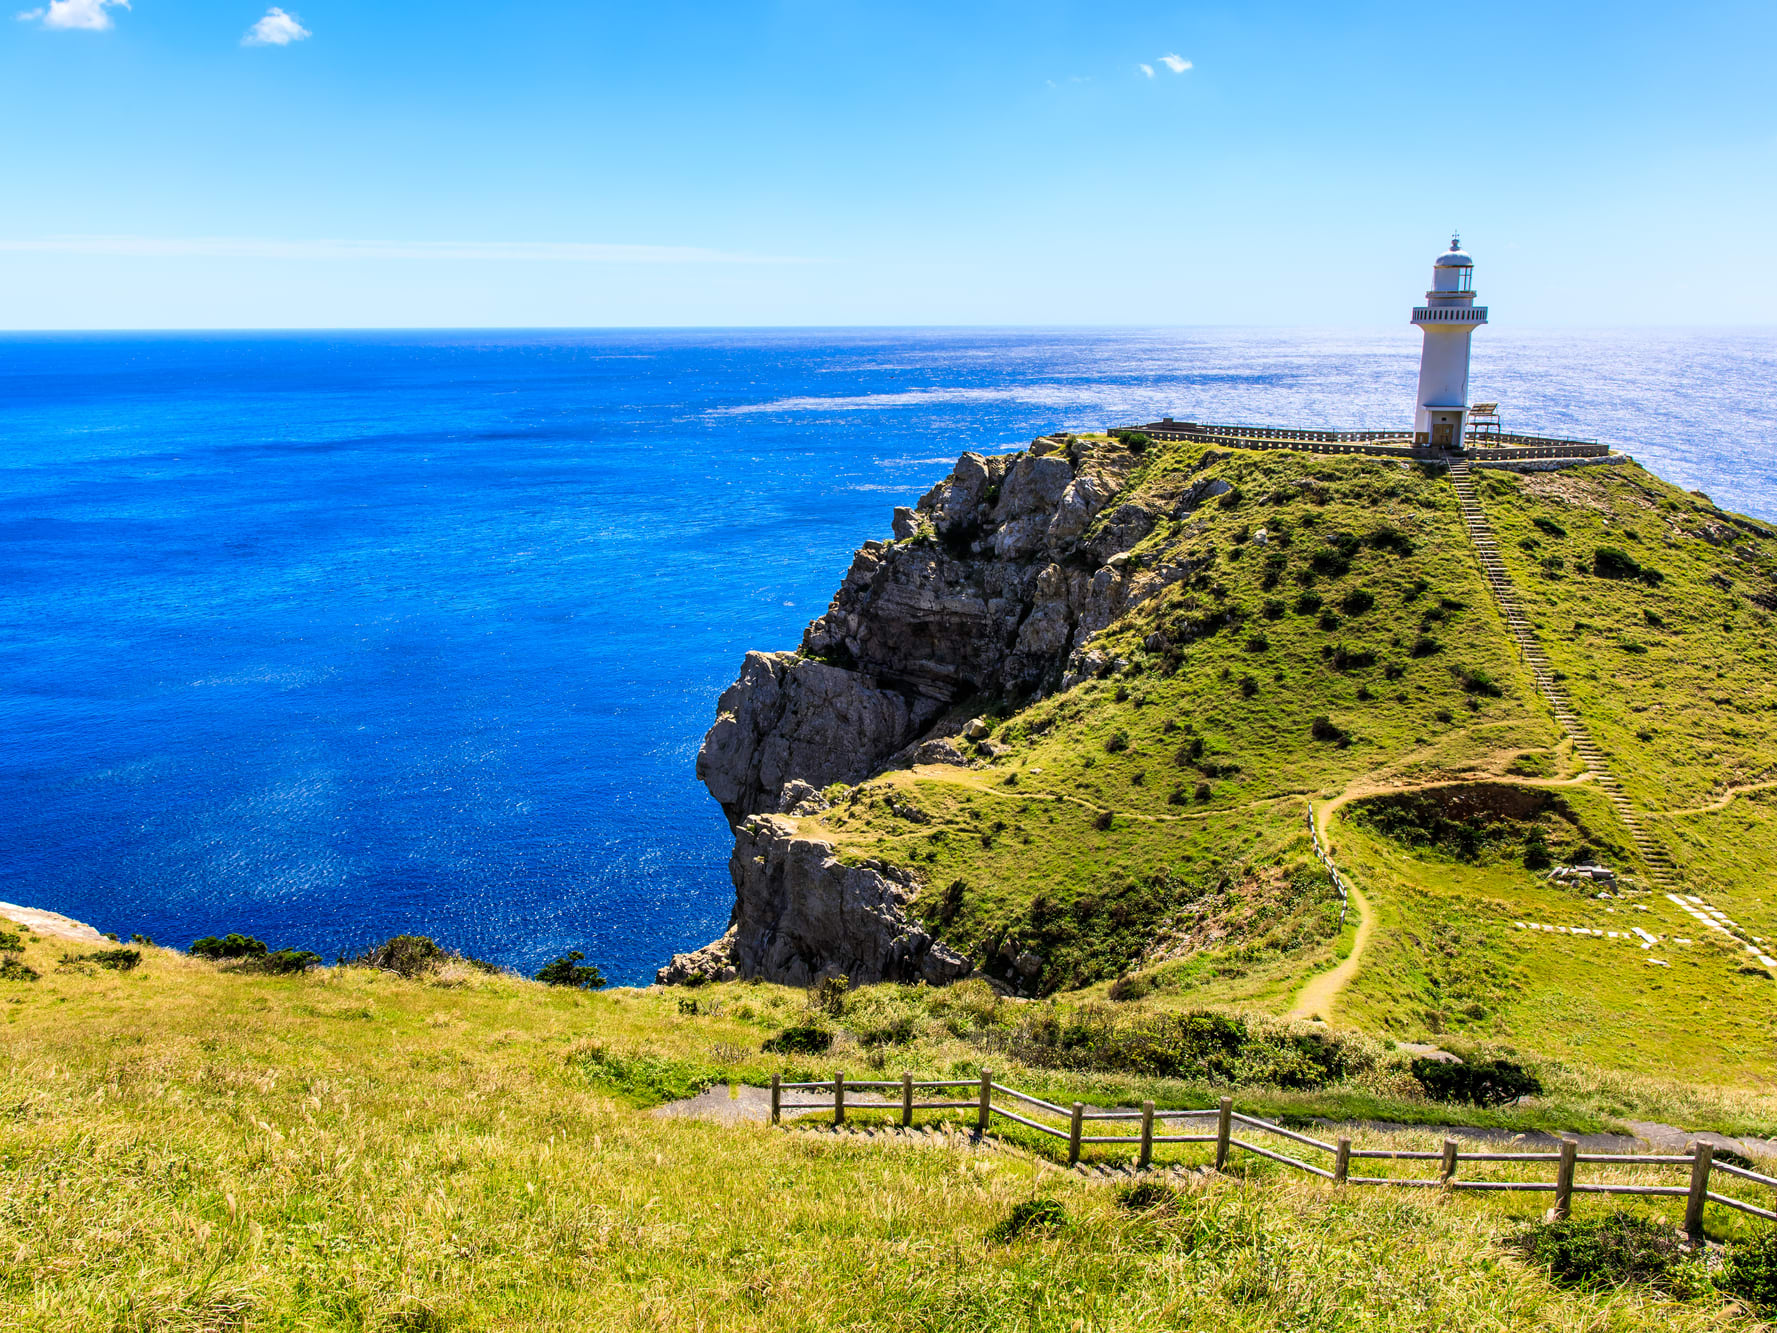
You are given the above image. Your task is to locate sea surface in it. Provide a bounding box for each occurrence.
[2,328,1773,983]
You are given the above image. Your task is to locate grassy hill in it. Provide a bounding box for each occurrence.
[3,931,1773,1331]
[802,439,1776,1092]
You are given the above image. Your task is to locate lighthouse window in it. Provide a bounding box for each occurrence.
[1458,268,1473,292]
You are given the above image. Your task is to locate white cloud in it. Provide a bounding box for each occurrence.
[0,235,804,264]
[1138,63,1154,78]
[15,0,129,30]
[1159,53,1192,73]
[243,6,308,45]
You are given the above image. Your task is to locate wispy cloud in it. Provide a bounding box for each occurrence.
[1137,63,1154,78]
[15,0,128,30]
[243,6,308,46]
[1158,53,1192,74]
[0,235,805,264]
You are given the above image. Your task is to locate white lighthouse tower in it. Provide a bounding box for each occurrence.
[1410,234,1488,448]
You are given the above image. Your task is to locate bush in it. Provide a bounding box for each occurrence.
[1104,730,1129,753]
[1329,644,1375,672]
[1341,588,1375,615]
[859,1015,917,1047]
[1411,1056,1542,1107]
[1310,715,1347,745]
[1094,809,1114,830]
[1194,781,1212,802]
[1108,971,1157,1002]
[536,951,606,989]
[762,1024,833,1055]
[65,948,140,972]
[1238,675,1259,698]
[1410,634,1443,657]
[814,974,850,1017]
[1119,432,1152,453]
[1722,1227,1777,1314]
[987,1198,1069,1243]
[1523,825,1552,871]
[1521,1211,1686,1293]
[1532,516,1567,538]
[1245,634,1269,653]
[243,949,321,975]
[1593,546,1664,585]
[0,956,40,982]
[1261,597,1286,619]
[1294,591,1323,616]
[1453,666,1503,697]
[190,933,268,961]
[0,929,20,951]
[345,935,492,979]
[1367,525,1416,556]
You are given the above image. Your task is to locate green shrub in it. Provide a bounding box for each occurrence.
[1453,666,1503,697]
[1721,1227,1777,1313]
[1341,588,1375,615]
[1532,516,1567,538]
[1261,598,1286,619]
[762,1024,833,1055]
[1411,1056,1542,1106]
[1521,1211,1686,1293]
[859,1015,917,1047]
[345,935,495,979]
[1104,730,1129,753]
[536,951,606,989]
[814,974,850,1017]
[65,948,140,972]
[1410,634,1443,657]
[987,1198,1069,1243]
[0,929,20,951]
[0,956,39,982]
[1294,591,1323,615]
[190,933,268,961]
[1309,716,1347,746]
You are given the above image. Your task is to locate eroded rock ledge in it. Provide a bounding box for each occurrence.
[660,432,1221,986]
[656,816,971,987]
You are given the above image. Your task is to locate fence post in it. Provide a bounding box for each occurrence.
[1139,1101,1155,1170]
[1215,1097,1233,1171]
[1685,1143,1715,1242]
[977,1068,992,1133]
[1440,1138,1458,1188]
[834,1070,845,1127]
[1553,1139,1577,1220]
[1068,1102,1085,1166]
[901,1072,913,1128]
[770,1073,781,1125]
[1334,1137,1351,1186]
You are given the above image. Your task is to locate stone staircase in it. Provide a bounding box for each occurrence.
[1446,458,1677,892]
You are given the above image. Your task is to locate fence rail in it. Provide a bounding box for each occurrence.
[1110,421,1606,461]
[768,1069,1777,1238]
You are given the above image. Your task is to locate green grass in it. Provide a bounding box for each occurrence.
[2,936,1772,1331]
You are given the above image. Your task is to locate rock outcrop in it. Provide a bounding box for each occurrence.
[663,433,1229,986]
[656,816,972,987]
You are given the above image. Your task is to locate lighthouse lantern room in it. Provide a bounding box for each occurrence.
[1410,234,1488,448]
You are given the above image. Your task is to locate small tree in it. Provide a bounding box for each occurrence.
[536,950,606,989]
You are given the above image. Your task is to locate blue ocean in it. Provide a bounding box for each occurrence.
[2,328,1773,983]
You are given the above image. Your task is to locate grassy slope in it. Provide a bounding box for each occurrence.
[0,937,1763,1332]
[818,442,1563,1004]
[802,441,1777,1095]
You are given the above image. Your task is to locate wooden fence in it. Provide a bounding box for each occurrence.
[770,1070,1777,1239]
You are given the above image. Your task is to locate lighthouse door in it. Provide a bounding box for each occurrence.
[1431,421,1454,447]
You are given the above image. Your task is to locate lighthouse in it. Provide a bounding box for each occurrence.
[1410,234,1488,448]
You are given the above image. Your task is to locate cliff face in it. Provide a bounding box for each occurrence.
[665,432,1213,986]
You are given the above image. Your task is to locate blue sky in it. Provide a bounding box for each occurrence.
[4,0,1774,328]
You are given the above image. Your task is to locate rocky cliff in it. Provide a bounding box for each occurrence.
[663,431,1227,986]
